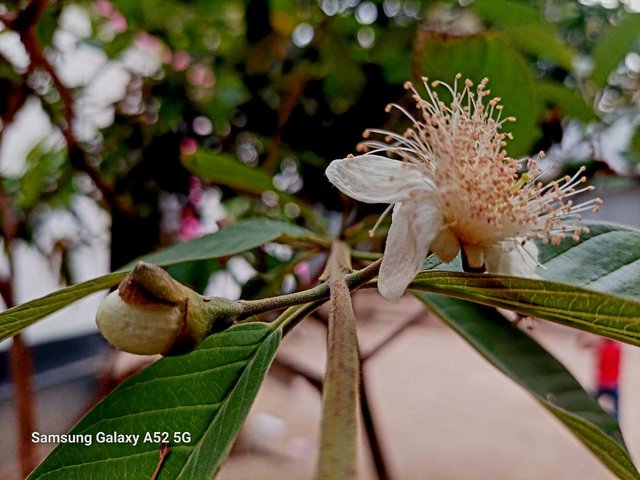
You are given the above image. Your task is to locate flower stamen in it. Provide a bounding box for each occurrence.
[325,75,601,301]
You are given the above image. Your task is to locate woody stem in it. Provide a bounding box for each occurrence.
[234,259,382,319]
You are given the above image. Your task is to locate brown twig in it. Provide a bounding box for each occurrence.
[263,72,308,172]
[361,313,424,362]
[272,356,323,391]
[3,0,132,216]
[8,335,38,477]
[150,442,170,480]
[0,56,30,149]
[0,187,38,477]
[359,366,393,480]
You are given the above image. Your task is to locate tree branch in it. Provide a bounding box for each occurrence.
[0,186,38,477]
[3,0,133,216]
[235,259,381,319]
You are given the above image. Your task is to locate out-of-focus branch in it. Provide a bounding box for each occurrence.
[2,0,132,216]
[0,51,31,148]
[0,186,38,477]
[264,72,309,172]
[7,335,38,477]
[361,313,424,362]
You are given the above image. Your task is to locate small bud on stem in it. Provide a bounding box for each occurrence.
[96,262,239,356]
[97,259,383,356]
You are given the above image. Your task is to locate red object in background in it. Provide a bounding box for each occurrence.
[597,339,621,389]
[177,177,204,241]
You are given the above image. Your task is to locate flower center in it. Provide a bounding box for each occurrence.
[358,76,601,249]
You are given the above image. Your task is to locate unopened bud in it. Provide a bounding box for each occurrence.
[96,262,239,355]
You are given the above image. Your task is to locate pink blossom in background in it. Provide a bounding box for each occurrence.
[136,32,168,61]
[108,12,127,34]
[180,137,198,156]
[171,51,191,72]
[187,64,216,88]
[188,177,203,205]
[178,207,201,241]
[93,0,114,17]
[177,177,205,241]
[293,261,312,285]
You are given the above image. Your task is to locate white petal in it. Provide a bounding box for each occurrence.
[326,155,434,204]
[430,227,460,263]
[378,201,443,301]
[485,240,540,278]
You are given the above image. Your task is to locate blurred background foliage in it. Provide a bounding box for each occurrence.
[1,0,640,293]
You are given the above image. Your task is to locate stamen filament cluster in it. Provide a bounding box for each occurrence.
[357,76,601,249]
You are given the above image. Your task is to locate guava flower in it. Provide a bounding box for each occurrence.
[326,76,601,301]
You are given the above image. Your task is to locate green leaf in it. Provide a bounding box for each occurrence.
[182,151,326,230]
[0,272,128,345]
[630,127,640,166]
[428,222,640,300]
[316,242,359,480]
[183,152,274,196]
[536,222,640,299]
[473,0,550,28]
[11,142,69,210]
[419,222,640,344]
[205,69,250,120]
[29,322,280,479]
[535,81,597,122]
[130,218,308,268]
[409,271,640,346]
[591,14,640,89]
[319,28,366,114]
[503,24,574,71]
[0,219,310,342]
[416,31,539,156]
[417,294,639,480]
[473,0,574,70]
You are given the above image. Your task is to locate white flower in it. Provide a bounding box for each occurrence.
[326,76,602,302]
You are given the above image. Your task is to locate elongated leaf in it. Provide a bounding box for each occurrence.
[536,222,640,299]
[503,24,574,71]
[473,0,574,71]
[316,242,359,480]
[0,219,310,342]
[31,324,270,478]
[417,294,639,480]
[129,218,308,268]
[416,31,539,156]
[182,151,326,230]
[427,222,640,300]
[410,271,640,346]
[29,303,320,479]
[591,14,640,89]
[0,272,128,344]
[535,81,597,122]
[183,152,274,196]
[473,0,551,28]
[319,29,366,113]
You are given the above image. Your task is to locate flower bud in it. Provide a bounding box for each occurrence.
[96,262,239,355]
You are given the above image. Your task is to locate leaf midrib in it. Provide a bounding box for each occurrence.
[173,329,277,479]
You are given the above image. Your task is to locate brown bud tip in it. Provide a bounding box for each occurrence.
[118,262,188,305]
